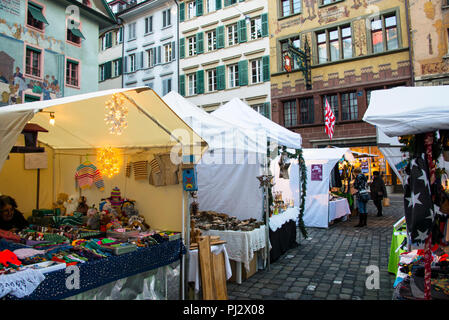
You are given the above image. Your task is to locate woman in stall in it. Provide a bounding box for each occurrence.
[0,195,29,231]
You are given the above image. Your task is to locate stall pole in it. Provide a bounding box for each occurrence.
[297,157,302,238]
[181,189,186,300]
[36,168,40,210]
[264,150,271,272]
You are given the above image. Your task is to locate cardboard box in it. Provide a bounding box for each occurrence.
[228,251,258,283]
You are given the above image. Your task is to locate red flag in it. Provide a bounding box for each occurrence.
[324,97,335,140]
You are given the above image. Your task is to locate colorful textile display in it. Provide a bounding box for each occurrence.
[110,187,122,210]
[75,161,105,191]
[133,160,149,180]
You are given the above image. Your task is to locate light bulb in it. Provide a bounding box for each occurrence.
[49,113,55,126]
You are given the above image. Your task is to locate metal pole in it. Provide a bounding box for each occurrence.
[181,189,185,300]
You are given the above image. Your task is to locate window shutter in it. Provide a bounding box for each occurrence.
[180,2,185,22]
[216,65,225,90]
[179,74,185,96]
[139,51,144,69]
[238,60,248,86]
[157,46,161,64]
[262,55,270,82]
[196,69,204,94]
[106,32,112,48]
[118,58,123,76]
[105,61,112,79]
[196,32,204,54]
[172,41,176,60]
[196,0,203,16]
[124,56,128,73]
[180,38,185,59]
[238,19,247,43]
[163,79,167,95]
[216,0,222,10]
[263,102,271,118]
[216,25,224,49]
[261,13,268,37]
[224,0,230,7]
[152,48,157,66]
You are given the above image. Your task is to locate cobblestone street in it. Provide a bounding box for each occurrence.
[227,193,405,300]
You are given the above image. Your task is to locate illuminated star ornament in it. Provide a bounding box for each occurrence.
[257,175,275,188]
[97,147,122,178]
[105,93,128,135]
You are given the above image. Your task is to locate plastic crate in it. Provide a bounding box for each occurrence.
[100,243,137,255]
[106,229,139,241]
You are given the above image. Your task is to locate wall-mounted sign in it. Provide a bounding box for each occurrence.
[311,164,323,181]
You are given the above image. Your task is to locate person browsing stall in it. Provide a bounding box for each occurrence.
[353,167,370,228]
[0,195,29,231]
[370,171,387,217]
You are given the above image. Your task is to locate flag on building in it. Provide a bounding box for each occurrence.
[324,97,335,140]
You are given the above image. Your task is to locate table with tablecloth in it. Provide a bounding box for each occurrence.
[328,198,351,222]
[269,207,299,263]
[1,239,185,300]
[200,226,267,284]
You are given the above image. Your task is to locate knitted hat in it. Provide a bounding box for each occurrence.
[110,187,122,209]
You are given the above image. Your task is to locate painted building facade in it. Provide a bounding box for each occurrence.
[0,0,116,106]
[178,0,271,116]
[269,0,413,151]
[409,0,449,86]
[98,25,123,90]
[117,0,178,97]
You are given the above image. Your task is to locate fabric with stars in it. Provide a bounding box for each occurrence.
[404,155,435,249]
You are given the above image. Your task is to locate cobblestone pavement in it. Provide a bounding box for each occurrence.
[227,193,405,300]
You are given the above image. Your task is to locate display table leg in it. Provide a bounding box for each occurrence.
[235,261,242,284]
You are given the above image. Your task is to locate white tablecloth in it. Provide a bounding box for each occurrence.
[188,244,232,292]
[328,198,351,222]
[201,226,267,272]
[269,207,299,232]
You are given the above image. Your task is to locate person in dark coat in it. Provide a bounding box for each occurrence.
[370,171,387,217]
[0,195,29,231]
[353,167,369,227]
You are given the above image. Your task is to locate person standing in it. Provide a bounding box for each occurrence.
[0,195,29,231]
[353,167,369,227]
[370,171,387,217]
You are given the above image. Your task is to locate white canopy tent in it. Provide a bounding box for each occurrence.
[163,92,266,221]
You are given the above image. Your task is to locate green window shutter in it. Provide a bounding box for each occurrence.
[196,0,203,16]
[196,32,204,54]
[179,74,185,96]
[180,38,185,59]
[216,25,224,49]
[196,70,204,94]
[179,2,185,22]
[106,32,112,48]
[261,13,268,37]
[124,56,128,73]
[263,102,271,118]
[118,58,123,76]
[216,65,225,90]
[28,3,49,25]
[238,60,248,86]
[216,0,222,10]
[238,19,247,43]
[262,55,270,82]
[105,61,112,79]
[172,41,176,60]
[239,0,244,2]
[224,0,230,6]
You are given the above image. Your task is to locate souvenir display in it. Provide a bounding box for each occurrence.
[191,211,264,232]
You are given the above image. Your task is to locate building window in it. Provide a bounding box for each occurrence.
[129,54,136,72]
[66,59,79,88]
[227,24,238,46]
[188,73,197,96]
[164,43,173,63]
[128,22,136,40]
[25,46,42,78]
[187,1,196,19]
[252,103,265,115]
[163,78,172,95]
[24,94,41,102]
[341,92,358,121]
[250,59,262,84]
[188,36,197,56]
[162,9,171,27]
[225,0,237,6]
[228,64,239,88]
[27,1,48,31]
[207,30,217,51]
[116,27,123,43]
[316,25,352,63]
[283,100,297,127]
[67,19,84,45]
[321,0,339,5]
[101,32,113,51]
[206,0,216,13]
[147,48,155,67]
[99,64,106,81]
[280,36,301,71]
[145,16,153,33]
[145,82,153,89]
[280,0,301,17]
[113,59,122,77]
[300,97,314,124]
[250,17,262,40]
[371,14,398,53]
[207,69,217,92]
[322,94,338,121]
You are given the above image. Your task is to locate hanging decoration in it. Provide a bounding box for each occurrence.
[104,93,128,135]
[97,147,122,178]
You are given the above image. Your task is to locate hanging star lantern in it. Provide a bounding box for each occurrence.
[257,175,275,188]
[104,93,128,135]
[97,147,122,178]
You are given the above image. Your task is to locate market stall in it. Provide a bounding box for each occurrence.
[0,87,208,300]
[363,85,449,300]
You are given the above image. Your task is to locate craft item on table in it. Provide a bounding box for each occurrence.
[12,248,46,260]
[0,229,21,242]
[125,162,132,177]
[52,193,68,215]
[110,187,123,211]
[76,196,89,215]
[0,250,22,268]
[191,211,264,232]
[128,215,149,232]
[64,195,79,216]
[133,160,149,181]
[0,268,46,299]
[52,212,84,228]
[75,161,105,191]
[86,206,100,230]
[279,151,291,179]
[121,199,139,218]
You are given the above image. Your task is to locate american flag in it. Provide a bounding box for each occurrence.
[324,97,335,140]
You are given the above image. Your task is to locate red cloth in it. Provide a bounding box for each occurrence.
[0,249,22,267]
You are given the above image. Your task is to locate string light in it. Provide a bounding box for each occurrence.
[104,93,128,135]
[49,113,55,126]
[97,147,122,178]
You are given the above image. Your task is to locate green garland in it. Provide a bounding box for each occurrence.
[281,147,308,239]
